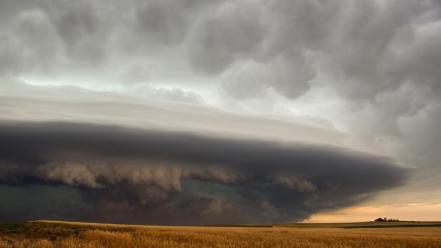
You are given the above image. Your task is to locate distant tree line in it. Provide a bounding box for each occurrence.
[374,217,400,222]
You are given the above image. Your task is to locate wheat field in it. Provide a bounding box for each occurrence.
[0,221,441,248]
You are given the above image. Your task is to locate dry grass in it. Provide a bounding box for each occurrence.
[0,221,440,248]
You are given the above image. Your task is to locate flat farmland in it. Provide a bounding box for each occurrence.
[0,221,440,248]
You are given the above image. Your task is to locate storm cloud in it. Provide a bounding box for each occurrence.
[0,0,440,223]
[1,0,440,98]
[0,121,406,224]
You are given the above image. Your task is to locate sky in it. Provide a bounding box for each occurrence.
[0,0,440,225]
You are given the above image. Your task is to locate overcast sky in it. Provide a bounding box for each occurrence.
[0,0,440,224]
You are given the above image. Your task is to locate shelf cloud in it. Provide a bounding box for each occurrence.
[0,121,406,224]
[0,0,440,223]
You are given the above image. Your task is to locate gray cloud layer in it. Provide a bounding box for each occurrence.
[0,0,440,221]
[1,0,440,146]
[1,0,440,98]
[0,121,406,224]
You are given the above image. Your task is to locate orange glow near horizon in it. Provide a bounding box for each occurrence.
[303,202,441,223]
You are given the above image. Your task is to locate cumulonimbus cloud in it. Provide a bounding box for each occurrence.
[0,121,407,224]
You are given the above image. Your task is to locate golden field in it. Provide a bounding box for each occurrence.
[1,221,441,248]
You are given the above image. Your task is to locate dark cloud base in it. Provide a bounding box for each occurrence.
[0,121,407,224]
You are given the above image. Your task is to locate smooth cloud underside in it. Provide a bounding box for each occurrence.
[0,121,406,224]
